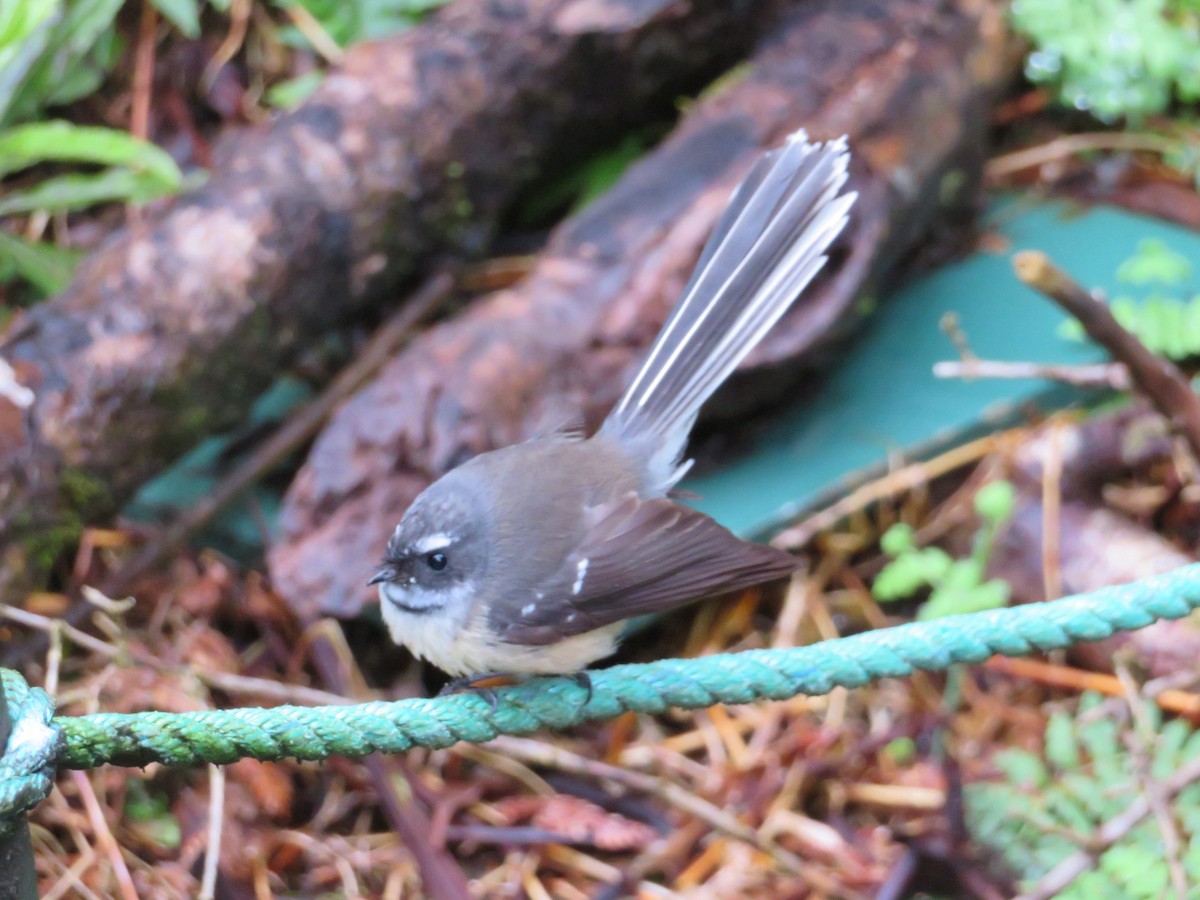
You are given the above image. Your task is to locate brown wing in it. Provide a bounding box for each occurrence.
[488,493,799,645]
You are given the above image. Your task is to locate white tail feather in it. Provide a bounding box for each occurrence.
[599,130,856,493]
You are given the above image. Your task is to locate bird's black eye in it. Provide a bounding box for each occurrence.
[425,551,448,571]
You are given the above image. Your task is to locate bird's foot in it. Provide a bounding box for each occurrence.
[437,671,517,711]
[437,670,593,708]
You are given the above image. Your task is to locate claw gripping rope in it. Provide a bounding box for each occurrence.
[4,564,1200,826]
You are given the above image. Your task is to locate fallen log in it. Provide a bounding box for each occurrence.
[270,0,1016,619]
[0,0,773,599]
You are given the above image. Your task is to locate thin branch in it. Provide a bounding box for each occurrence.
[102,272,454,597]
[986,132,1179,179]
[71,771,139,900]
[199,764,226,900]
[933,359,1131,390]
[1013,252,1200,462]
[484,735,808,877]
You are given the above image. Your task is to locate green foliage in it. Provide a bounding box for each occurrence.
[0,0,126,127]
[1059,238,1200,360]
[0,121,183,298]
[873,480,1015,620]
[1011,0,1200,123]
[264,69,324,109]
[968,691,1200,896]
[124,780,183,850]
[0,2,187,299]
[0,0,453,296]
[273,0,450,51]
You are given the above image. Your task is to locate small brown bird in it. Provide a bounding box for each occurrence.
[369,130,856,681]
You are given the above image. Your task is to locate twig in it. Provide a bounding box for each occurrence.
[281,3,345,64]
[127,0,157,231]
[102,272,454,597]
[986,132,1178,180]
[1013,252,1200,462]
[940,312,978,363]
[772,434,1006,550]
[1014,738,1200,899]
[444,824,601,847]
[0,605,118,659]
[199,764,226,900]
[485,735,808,877]
[933,359,1131,390]
[70,771,139,900]
[306,625,472,899]
[202,0,251,96]
[984,656,1200,718]
[130,1,157,143]
[197,670,353,708]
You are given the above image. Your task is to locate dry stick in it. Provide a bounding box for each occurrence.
[1012,252,1200,462]
[932,359,1131,390]
[1015,753,1200,900]
[101,272,454,598]
[198,765,226,900]
[986,132,1179,180]
[771,434,1007,550]
[305,623,472,900]
[484,735,809,878]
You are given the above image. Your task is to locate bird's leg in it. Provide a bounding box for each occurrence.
[437,671,517,711]
[438,670,593,707]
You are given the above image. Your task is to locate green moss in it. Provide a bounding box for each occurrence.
[22,519,83,576]
[59,466,111,515]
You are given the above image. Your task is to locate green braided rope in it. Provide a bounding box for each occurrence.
[0,671,59,825]
[51,565,1200,766]
[3,563,1200,827]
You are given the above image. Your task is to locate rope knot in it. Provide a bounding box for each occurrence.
[0,668,60,829]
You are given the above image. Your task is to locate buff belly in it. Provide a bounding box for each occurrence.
[384,603,624,677]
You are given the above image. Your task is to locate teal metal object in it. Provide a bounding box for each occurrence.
[686,201,1200,537]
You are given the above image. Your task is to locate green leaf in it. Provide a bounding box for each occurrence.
[0,166,172,216]
[1044,711,1080,770]
[0,228,79,295]
[880,522,915,556]
[2,0,125,126]
[974,480,1016,523]
[941,558,984,591]
[125,781,182,850]
[0,121,181,186]
[993,748,1049,789]
[265,70,324,109]
[873,555,930,601]
[149,0,201,38]
[1119,238,1193,285]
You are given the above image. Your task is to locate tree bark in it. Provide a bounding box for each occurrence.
[270,0,1017,619]
[0,0,776,599]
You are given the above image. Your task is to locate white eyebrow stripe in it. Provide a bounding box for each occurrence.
[414,533,454,553]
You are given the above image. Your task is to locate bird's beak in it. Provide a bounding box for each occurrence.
[368,565,396,587]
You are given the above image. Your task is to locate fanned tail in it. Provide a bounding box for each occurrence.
[599,130,856,492]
